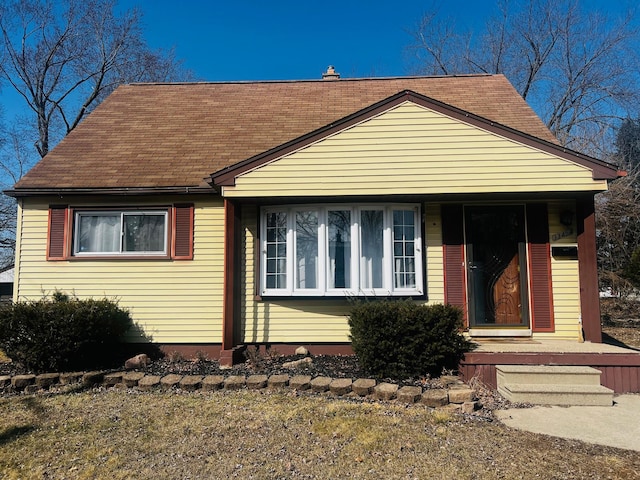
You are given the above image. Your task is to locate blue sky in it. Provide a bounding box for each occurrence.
[0,0,634,134]
[122,0,478,81]
[1,0,630,119]
[4,0,457,121]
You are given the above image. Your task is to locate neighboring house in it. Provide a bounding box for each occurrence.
[6,70,623,365]
[0,265,14,302]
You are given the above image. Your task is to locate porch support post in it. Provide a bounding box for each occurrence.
[577,195,602,343]
[222,198,240,351]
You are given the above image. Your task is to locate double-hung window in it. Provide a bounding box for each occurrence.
[261,204,423,296]
[74,210,168,256]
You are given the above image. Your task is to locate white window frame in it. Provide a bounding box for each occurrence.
[260,204,423,297]
[73,210,169,256]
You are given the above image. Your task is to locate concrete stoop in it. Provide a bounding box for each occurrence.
[496,365,614,406]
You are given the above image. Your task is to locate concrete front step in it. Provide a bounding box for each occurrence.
[498,383,614,406]
[496,365,603,386]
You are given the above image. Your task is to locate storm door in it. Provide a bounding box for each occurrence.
[465,206,529,328]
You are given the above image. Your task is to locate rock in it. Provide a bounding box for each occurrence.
[375,382,399,401]
[224,375,246,390]
[124,353,150,370]
[160,374,183,390]
[24,384,39,394]
[268,374,289,388]
[440,403,462,413]
[447,386,474,404]
[103,372,124,386]
[421,389,449,407]
[397,386,423,403]
[179,375,203,391]
[282,357,313,369]
[295,346,309,356]
[329,378,352,396]
[462,401,480,414]
[122,371,145,388]
[352,378,376,396]
[83,371,105,386]
[59,372,83,385]
[289,375,312,390]
[35,373,59,389]
[202,375,225,391]
[138,375,161,391]
[310,376,332,393]
[246,375,268,389]
[440,375,463,386]
[11,374,36,390]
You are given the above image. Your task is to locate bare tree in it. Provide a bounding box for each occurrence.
[0,0,192,266]
[0,0,192,158]
[596,167,640,296]
[0,119,39,266]
[596,117,640,296]
[409,0,640,156]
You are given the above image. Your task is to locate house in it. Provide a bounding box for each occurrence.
[0,265,14,303]
[6,70,625,369]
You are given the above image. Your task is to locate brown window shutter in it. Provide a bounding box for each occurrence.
[441,204,467,323]
[47,206,69,260]
[526,203,555,332]
[172,204,194,260]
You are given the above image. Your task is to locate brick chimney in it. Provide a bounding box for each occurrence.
[322,65,340,80]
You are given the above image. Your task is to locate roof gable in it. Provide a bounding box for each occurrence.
[218,98,612,198]
[213,90,619,189]
[12,74,582,193]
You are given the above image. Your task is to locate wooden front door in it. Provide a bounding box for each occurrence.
[465,206,529,328]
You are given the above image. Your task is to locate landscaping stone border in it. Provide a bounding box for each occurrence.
[0,371,480,411]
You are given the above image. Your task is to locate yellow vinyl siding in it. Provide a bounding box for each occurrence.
[14,196,224,344]
[547,200,578,244]
[239,205,350,343]
[533,257,581,341]
[533,200,581,340]
[240,202,444,343]
[424,203,445,304]
[224,102,608,198]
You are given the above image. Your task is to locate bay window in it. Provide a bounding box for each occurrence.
[261,204,423,296]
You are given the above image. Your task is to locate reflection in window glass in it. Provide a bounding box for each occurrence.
[328,210,351,288]
[296,211,318,289]
[123,214,165,252]
[360,210,384,288]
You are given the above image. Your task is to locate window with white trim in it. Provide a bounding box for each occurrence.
[74,210,168,256]
[261,205,423,296]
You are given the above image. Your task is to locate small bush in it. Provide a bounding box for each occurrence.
[0,292,133,372]
[348,300,473,378]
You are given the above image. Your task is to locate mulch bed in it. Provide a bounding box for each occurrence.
[1,351,446,389]
[1,350,518,419]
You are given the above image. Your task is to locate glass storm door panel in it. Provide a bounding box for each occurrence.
[465,206,529,327]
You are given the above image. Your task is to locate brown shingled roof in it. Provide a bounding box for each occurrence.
[14,74,560,190]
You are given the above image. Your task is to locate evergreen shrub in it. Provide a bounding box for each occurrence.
[348,300,473,378]
[0,292,133,372]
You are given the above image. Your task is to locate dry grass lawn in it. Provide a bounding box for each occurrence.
[603,325,640,349]
[1,389,638,479]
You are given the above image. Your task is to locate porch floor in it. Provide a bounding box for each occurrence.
[471,339,640,355]
[461,339,640,393]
